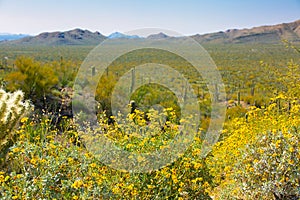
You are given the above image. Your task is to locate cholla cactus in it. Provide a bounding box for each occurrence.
[0,89,32,153]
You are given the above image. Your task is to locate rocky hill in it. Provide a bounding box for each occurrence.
[191,19,300,44]
[147,32,171,39]
[1,29,106,45]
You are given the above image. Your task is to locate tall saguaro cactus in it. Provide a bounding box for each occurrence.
[214,83,220,102]
[130,67,136,93]
[237,90,241,105]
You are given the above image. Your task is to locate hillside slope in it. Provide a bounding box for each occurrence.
[191,19,300,44]
[2,29,106,46]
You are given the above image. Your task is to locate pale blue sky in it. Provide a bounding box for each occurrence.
[0,0,299,36]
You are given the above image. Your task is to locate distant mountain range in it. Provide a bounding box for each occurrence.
[108,32,140,39]
[1,19,299,45]
[0,33,30,41]
[191,19,300,44]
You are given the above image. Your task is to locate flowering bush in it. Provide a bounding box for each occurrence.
[1,93,300,199]
[1,58,300,199]
[0,109,212,199]
[207,100,300,199]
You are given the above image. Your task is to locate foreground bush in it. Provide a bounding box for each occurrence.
[0,89,31,161]
[208,99,300,199]
[0,110,212,199]
[235,128,299,199]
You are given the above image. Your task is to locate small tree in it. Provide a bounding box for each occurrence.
[5,56,58,110]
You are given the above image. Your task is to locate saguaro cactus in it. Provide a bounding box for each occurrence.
[91,66,96,76]
[251,85,255,96]
[237,91,241,105]
[214,83,220,102]
[130,67,136,93]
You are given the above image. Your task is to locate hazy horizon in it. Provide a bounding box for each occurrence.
[0,0,299,36]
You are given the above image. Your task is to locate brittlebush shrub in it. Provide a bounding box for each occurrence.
[207,98,300,199]
[0,109,212,199]
[207,59,300,199]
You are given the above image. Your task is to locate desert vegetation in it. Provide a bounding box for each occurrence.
[0,39,299,199]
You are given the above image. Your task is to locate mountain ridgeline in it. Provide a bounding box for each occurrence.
[191,19,300,44]
[1,19,299,46]
[2,29,106,46]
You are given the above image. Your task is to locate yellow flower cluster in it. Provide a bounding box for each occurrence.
[208,100,300,199]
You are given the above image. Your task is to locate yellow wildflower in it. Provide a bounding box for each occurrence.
[147,184,155,189]
[72,179,84,189]
[90,163,97,168]
[73,195,79,200]
[12,147,20,153]
[20,117,28,123]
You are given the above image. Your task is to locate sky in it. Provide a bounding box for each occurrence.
[0,0,299,36]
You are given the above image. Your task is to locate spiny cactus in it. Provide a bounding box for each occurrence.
[0,89,32,155]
